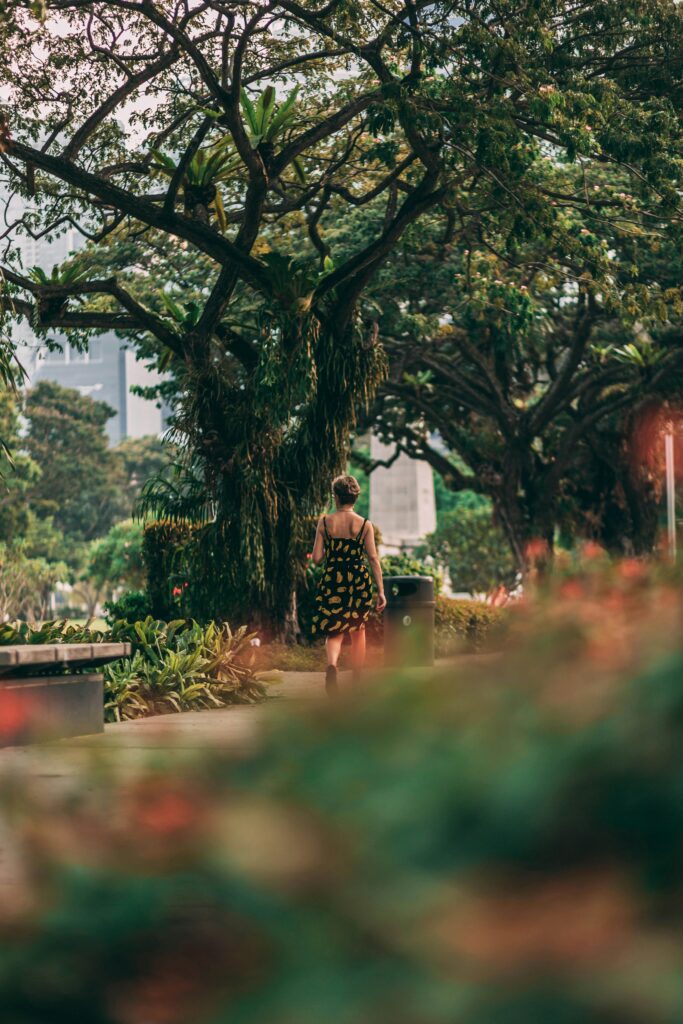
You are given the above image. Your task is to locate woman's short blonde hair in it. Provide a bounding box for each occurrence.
[332,474,361,506]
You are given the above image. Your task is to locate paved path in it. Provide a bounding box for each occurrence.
[0,670,326,900]
[0,669,325,782]
[0,657,492,773]
[0,659,492,898]
[73,668,324,748]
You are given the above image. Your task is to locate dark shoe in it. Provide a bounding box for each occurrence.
[325,665,338,696]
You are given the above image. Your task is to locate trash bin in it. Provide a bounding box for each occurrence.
[383,575,435,668]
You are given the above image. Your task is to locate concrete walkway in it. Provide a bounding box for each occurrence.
[0,670,327,899]
[0,659,490,896]
[0,657,490,767]
[0,669,325,781]
[77,668,324,746]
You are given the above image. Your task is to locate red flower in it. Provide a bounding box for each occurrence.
[525,538,549,562]
[0,690,32,738]
[124,780,205,838]
[559,579,584,600]
[581,540,605,561]
[172,586,182,597]
[618,558,646,581]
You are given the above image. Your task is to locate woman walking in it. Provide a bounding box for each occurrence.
[311,474,386,694]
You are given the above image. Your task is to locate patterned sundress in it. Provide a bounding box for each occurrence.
[311,517,374,636]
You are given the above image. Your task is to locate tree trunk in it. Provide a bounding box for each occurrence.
[493,469,557,581]
[162,312,385,637]
[277,588,301,645]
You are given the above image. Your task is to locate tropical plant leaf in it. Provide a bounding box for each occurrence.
[213,188,228,232]
[240,87,259,136]
[267,85,299,140]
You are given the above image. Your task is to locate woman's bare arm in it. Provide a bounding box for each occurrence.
[311,517,326,565]
[364,523,386,612]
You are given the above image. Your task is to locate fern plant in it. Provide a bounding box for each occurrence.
[150,85,304,230]
[150,138,238,229]
[240,84,304,181]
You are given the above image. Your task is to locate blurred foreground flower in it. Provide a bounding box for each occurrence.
[0,560,682,1023]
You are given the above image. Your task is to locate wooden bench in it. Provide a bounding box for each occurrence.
[0,642,131,746]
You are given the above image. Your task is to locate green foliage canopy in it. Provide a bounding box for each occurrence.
[1,0,680,622]
[23,381,128,542]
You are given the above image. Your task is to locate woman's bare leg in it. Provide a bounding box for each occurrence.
[324,634,343,696]
[325,634,344,668]
[350,627,366,674]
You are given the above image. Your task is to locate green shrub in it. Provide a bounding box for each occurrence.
[103,617,266,721]
[380,552,443,594]
[434,595,506,654]
[103,589,152,625]
[86,519,146,596]
[421,504,518,594]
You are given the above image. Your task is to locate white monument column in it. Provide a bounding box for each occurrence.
[369,436,437,554]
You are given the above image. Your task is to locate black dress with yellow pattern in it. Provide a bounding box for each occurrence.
[312,517,374,637]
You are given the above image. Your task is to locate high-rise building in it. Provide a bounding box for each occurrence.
[5,193,167,445]
[369,435,437,554]
[30,337,165,445]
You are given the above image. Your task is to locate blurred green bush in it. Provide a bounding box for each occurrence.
[103,588,153,624]
[1,563,680,1023]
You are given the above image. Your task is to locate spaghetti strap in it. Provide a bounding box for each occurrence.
[322,516,330,540]
[355,517,368,542]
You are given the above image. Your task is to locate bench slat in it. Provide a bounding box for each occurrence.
[0,642,131,667]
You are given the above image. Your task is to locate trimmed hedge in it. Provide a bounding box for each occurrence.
[434,595,506,654]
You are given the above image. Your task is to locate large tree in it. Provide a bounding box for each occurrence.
[114,434,175,516]
[360,173,683,566]
[1,1,680,629]
[24,381,128,542]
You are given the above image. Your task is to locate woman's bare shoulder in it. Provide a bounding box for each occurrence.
[327,509,368,534]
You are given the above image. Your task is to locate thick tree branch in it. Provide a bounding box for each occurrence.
[6,139,271,295]
[162,117,213,216]
[62,47,180,161]
[527,296,598,434]
[2,267,182,350]
[271,90,382,178]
